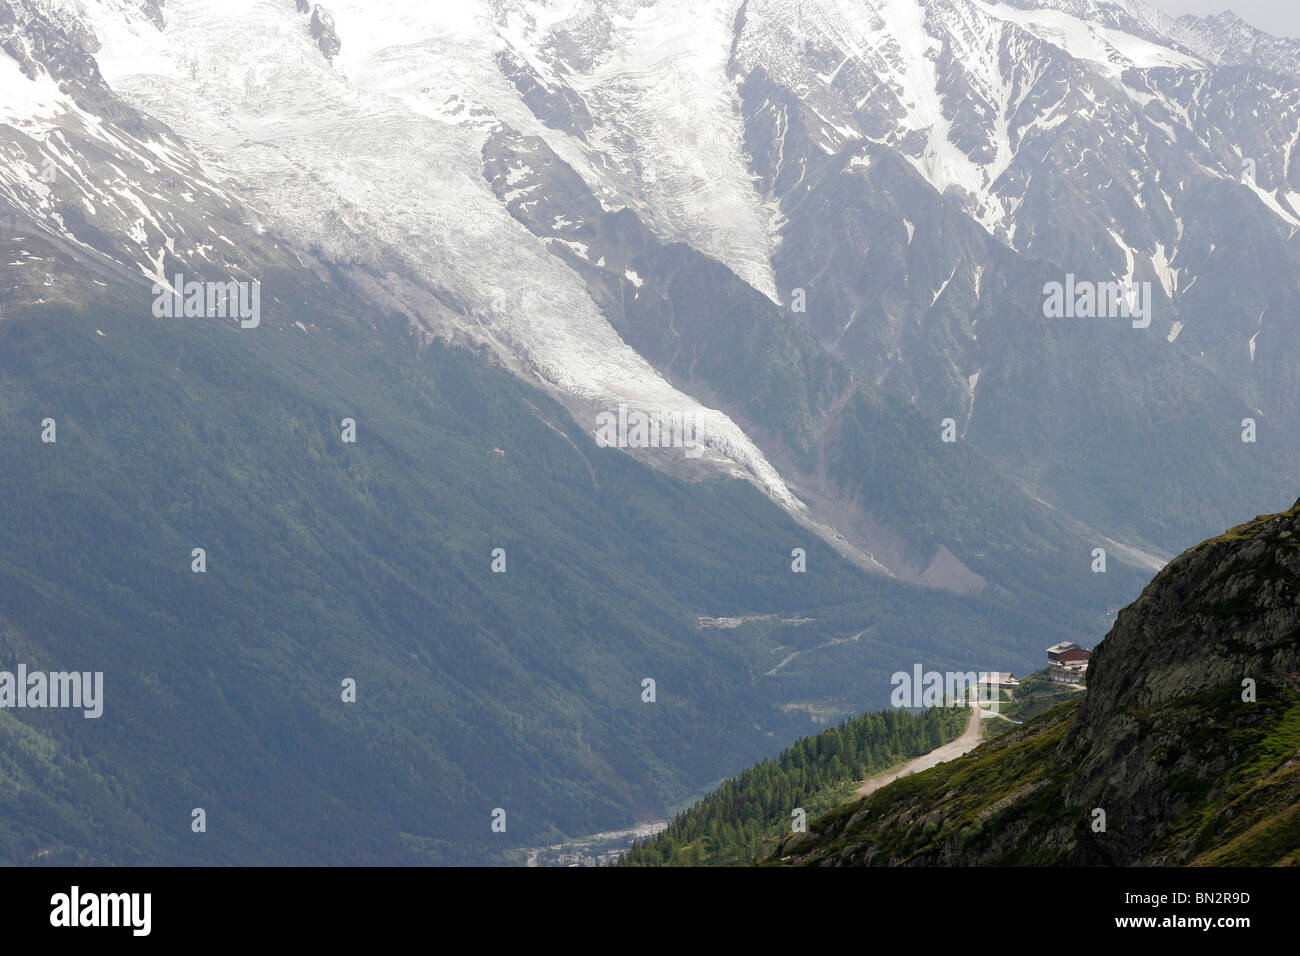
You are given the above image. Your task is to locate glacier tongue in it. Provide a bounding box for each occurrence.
[507,0,782,301]
[65,0,804,509]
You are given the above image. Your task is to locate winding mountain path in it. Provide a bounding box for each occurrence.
[854,705,984,797]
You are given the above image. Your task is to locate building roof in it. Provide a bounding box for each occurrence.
[1046,641,1080,654]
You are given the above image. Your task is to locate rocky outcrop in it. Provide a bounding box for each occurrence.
[775,500,1300,866]
[294,2,339,62]
[308,7,340,62]
[1062,505,1300,862]
[496,49,593,140]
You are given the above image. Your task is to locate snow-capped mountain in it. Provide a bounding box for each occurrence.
[4,0,1297,573]
[1168,8,1300,81]
[4,0,1298,866]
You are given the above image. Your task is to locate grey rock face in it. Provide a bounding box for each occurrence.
[309,7,340,62]
[1060,503,1300,861]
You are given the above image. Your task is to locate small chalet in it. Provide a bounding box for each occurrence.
[1046,641,1080,662]
[1046,642,1092,683]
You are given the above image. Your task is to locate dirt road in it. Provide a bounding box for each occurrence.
[854,705,984,797]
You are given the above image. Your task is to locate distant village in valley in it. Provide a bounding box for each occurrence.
[523,821,669,868]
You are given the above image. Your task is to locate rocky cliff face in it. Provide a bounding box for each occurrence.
[1063,505,1300,862]
[776,501,1300,866]
[308,6,340,62]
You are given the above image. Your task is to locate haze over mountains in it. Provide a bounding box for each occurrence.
[0,0,1296,863]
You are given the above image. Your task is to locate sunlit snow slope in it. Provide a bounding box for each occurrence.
[63,0,802,509]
